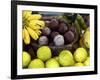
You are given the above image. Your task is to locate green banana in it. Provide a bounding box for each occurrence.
[76,14,87,30]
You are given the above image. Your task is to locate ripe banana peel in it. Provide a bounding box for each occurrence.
[79,28,90,49]
[26,27,39,40]
[83,29,90,48]
[23,28,30,45]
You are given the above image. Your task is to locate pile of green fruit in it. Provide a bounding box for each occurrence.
[22,11,90,68]
[22,46,90,68]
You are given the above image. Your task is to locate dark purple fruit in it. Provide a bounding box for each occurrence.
[58,23,68,34]
[42,27,51,36]
[51,31,59,39]
[49,19,59,30]
[64,31,75,44]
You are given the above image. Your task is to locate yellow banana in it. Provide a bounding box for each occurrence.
[27,14,42,20]
[22,10,32,19]
[23,28,30,45]
[28,21,41,30]
[26,27,39,40]
[34,29,41,36]
[29,20,45,28]
[83,28,90,48]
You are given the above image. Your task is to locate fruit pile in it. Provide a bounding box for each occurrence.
[22,11,90,68]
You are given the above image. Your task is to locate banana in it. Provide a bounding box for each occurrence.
[29,20,45,28]
[76,14,87,30]
[27,14,42,20]
[83,29,90,48]
[28,21,41,30]
[34,29,41,36]
[22,11,45,41]
[26,27,39,40]
[79,37,86,48]
[22,10,32,19]
[23,28,30,45]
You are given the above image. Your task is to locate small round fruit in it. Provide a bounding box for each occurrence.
[22,51,31,67]
[64,31,74,44]
[74,63,84,66]
[28,59,44,68]
[58,23,68,34]
[38,36,48,45]
[54,56,59,62]
[42,27,51,36]
[46,58,60,68]
[54,35,64,46]
[37,46,52,61]
[51,31,59,39]
[49,19,59,30]
[59,50,75,66]
[84,57,90,66]
[74,47,88,62]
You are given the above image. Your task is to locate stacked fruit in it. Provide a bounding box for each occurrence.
[23,46,90,68]
[22,12,90,68]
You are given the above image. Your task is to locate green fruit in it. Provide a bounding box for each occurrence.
[83,29,90,48]
[46,58,60,68]
[74,47,88,62]
[59,50,75,67]
[28,59,44,68]
[84,57,90,66]
[22,51,31,68]
[37,46,52,61]
[54,56,59,62]
[76,14,87,29]
[75,63,84,66]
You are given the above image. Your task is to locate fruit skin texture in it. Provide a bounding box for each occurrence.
[46,58,60,68]
[54,56,59,62]
[37,46,52,61]
[74,63,84,66]
[84,57,90,66]
[83,29,90,48]
[38,36,48,45]
[22,51,31,67]
[59,50,75,67]
[28,59,44,68]
[42,27,51,36]
[23,28,30,45]
[26,27,38,40]
[64,31,74,44]
[54,35,64,46]
[74,47,88,62]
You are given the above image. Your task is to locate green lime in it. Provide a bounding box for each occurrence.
[84,57,90,66]
[59,50,75,67]
[74,47,88,62]
[74,63,84,66]
[46,58,60,68]
[22,51,31,68]
[37,46,52,61]
[28,59,44,68]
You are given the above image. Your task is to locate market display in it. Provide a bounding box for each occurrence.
[22,10,90,68]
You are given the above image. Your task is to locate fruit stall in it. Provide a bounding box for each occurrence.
[22,11,90,68]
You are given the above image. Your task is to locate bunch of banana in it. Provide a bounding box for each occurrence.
[22,10,45,45]
[79,28,90,48]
